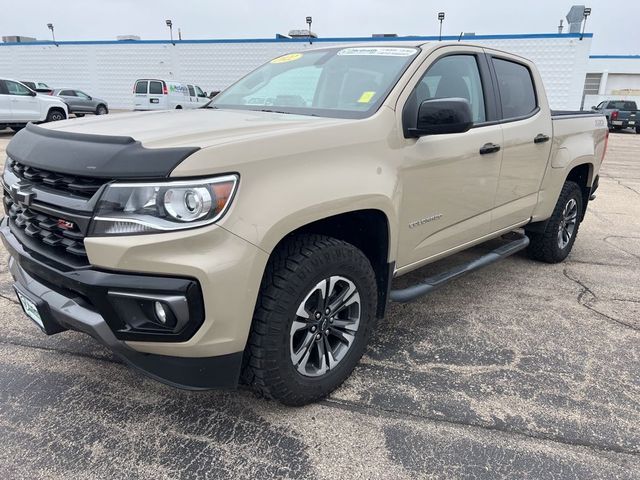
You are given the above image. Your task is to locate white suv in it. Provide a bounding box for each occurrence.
[0,78,68,132]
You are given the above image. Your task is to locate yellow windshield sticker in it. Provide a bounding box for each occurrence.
[358,91,376,103]
[271,53,303,64]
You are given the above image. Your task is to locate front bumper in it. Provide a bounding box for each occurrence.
[1,220,243,389]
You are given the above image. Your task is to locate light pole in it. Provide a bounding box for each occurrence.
[580,7,591,41]
[47,23,57,46]
[306,16,313,45]
[438,12,445,41]
[166,19,174,45]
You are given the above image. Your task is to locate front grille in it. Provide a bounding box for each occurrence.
[4,196,87,259]
[7,158,104,198]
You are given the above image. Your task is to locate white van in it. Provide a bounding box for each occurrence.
[133,79,209,110]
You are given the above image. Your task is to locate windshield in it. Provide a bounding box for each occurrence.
[208,46,420,118]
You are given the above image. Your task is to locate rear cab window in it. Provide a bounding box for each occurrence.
[492,57,537,120]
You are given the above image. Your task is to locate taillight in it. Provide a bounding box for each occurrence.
[163,82,168,95]
[611,111,618,121]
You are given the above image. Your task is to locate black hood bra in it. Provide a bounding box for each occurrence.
[6,123,200,179]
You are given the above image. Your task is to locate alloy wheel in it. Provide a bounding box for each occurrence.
[558,198,578,249]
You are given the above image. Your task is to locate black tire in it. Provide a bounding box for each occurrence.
[45,109,66,122]
[95,105,108,115]
[175,105,183,109]
[527,181,583,263]
[636,126,640,134]
[74,113,85,118]
[10,126,24,132]
[243,234,378,406]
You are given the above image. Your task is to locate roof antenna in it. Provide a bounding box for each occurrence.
[458,31,463,42]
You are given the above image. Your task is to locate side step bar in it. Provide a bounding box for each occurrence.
[389,233,530,303]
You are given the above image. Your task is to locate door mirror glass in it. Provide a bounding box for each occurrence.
[409,98,473,137]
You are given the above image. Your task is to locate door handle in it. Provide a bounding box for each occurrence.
[534,134,550,144]
[479,143,501,155]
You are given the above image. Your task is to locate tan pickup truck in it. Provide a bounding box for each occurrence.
[1,43,608,405]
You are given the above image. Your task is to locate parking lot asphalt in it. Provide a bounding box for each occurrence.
[0,127,638,479]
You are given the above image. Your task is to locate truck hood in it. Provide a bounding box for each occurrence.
[42,108,350,149]
[7,108,356,179]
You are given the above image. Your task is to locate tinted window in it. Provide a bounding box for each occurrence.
[59,90,77,96]
[608,101,637,111]
[195,86,205,97]
[5,81,32,96]
[412,55,486,124]
[493,58,537,119]
[135,81,148,94]
[149,81,163,94]
[21,81,36,89]
[188,85,195,97]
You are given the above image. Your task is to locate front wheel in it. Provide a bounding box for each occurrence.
[527,181,583,263]
[95,105,108,115]
[243,234,377,406]
[46,109,66,122]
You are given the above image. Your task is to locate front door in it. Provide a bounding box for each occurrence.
[397,50,503,269]
[5,80,40,121]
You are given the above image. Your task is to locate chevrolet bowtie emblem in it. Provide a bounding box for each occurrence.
[10,183,35,206]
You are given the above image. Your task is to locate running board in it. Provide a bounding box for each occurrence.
[389,233,530,303]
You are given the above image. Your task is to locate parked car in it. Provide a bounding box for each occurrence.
[2,43,607,405]
[0,78,68,131]
[52,89,109,117]
[133,79,208,110]
[592,100,639,133]
[20,80,53,95]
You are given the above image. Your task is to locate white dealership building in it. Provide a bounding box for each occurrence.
[1,33,596,110]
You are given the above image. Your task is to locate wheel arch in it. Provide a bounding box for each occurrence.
[46,106,67,121]
[269,209,393,319]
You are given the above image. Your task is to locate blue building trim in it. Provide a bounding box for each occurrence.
[0,32,593,47]
[589,55,640,59]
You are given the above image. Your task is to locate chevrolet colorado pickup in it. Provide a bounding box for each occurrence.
[1,43,607,405]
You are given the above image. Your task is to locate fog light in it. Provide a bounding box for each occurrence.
[154,301,168,324]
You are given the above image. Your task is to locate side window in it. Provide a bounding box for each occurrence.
[60,90,77,96]
[76,91,90,99]
[149,81,163,94]
[413,55,486,124]
[6,81,32,96]
[492,58,537,119]
[195,86,206,97]
[187,85,195,97]
[135,81,148,94]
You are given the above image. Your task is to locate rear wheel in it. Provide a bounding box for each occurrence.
[46,109,66,122]
[527,181,583,263]
[175,105,183,109]
[243,234,377,406]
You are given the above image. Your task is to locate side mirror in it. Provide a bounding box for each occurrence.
[87,96,92,100]
[409,98,473,137]
[591,106,597,110]
[29,90,37,97]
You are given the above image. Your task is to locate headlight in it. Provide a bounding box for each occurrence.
[89,175,238,236]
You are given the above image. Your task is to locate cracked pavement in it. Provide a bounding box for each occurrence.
[0,128,638,479]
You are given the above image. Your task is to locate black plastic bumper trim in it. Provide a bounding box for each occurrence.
[1,218,205,342]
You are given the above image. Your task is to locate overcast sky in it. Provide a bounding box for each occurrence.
[2,0,639,54]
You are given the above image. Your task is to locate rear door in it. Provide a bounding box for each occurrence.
[488,54,553,230]
[5,80,40,121]
[58,89,80,111]
[0,81,12,122]
[133,80,149,109]
[148,80,165,109]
